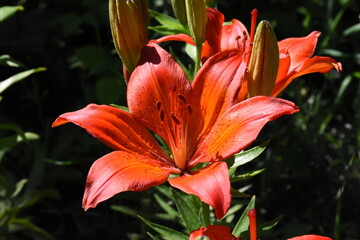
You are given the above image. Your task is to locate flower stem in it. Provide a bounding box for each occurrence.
[202,202,210,226]
[194,43,202,75]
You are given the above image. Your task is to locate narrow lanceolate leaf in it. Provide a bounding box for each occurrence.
[147,232,160,240]
[231,169,265,183]
[231,188,251,198]
[138,215,188,240]
[0,67,46,94]
[149,9,188,35]
[154,193,178,218]
[232,195,256,236]
[0,55,26,68]
[171,188,203,233]
[0,5,24,22]
[110,205,138,217]
[230,139,270,171]
[258,214,283,234]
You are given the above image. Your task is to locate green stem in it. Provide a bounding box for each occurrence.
[202,202,210,226]
[194,43,202,75]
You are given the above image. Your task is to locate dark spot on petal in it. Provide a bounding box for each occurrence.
[170,112,181,125]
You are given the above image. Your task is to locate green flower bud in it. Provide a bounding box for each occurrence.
[171,0,188,27]
[247,20,279,97]
[109,0,148,74]
[185,0,207,47]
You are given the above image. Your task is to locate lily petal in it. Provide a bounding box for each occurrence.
[190,96,299,166]
[150,33,195,46]
[201,7,225,62]
[169,161,231,220]
[189,225,237,240]
[221,19,249,53]
[52,104,170,160]
[278,31,320,71]
[287,235,332,240]
[272,56,342,97]
[83,151,175,210]
[191,49,246,143]
[128,43,192,146]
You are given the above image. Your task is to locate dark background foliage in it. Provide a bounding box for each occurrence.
[0,0,359,239]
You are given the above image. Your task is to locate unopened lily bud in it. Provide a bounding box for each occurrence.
[171,0,188,27]
[185,0,207,47]
[109,0,148,74]
[247,20,279,97]
[133,0,150,28]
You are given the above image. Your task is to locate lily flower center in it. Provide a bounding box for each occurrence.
[155,83,193,171]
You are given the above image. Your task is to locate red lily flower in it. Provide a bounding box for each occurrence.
[248,209,333,240]
[52,43,298,219]
[152,8,342,100]
[189,225,238,240]
[189,208,332,240]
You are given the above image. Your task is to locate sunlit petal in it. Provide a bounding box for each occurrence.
[127,43,192,146]
[201,7,225,62]
[278,31,320,71]
[83,151,175,210]
[272,56,342,97]
[221,19,249,53]
[150,33,195,45]
[189,225,237,240]
[288,235,332,240]
[52,104,170,160]
[191,49,246,144]
[190,96,299,166]
[169,161,231,220]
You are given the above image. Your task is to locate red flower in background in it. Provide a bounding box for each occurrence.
[152,8,342,100]
[189,225,238,240]
[53,43,298,219]
[189,209,332,240]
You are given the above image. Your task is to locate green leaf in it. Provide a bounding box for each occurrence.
[0,5,24,22]
[259,214,283,233]
[110,205,138,217]
[232,195,256,236]
[231,169,266,183]
[15,189,58,210]
[155,185,174,201]
[138,215,188,240]
[147,232,160,240]
[154,193,178,217]
[74,46,110,74]
[0,132,39,149]
[149,25,186,36]
[154,213,177,221]
[171,188,203,233]
[229,140,270,176]
[0,67,46,94]
[231,188,252,198]
[319,74,352,134]
[149,9,186,30]
[9,218,54,240]
[148,9,189,36]
[343,22,360,36]
[0,55,26,68]
[95,76,123,104]
[223,203,244,223]
[110,104,129,112]
[11,179,28,198]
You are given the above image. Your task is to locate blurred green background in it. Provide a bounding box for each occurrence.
[0,0,359,239]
